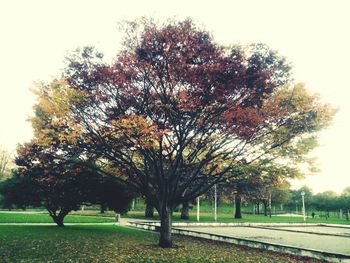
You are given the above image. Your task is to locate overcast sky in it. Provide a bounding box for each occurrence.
[0,0,349,193]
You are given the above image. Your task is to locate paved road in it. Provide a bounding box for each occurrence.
[177,225,350,256]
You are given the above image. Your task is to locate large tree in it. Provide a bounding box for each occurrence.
[60,19,334,247]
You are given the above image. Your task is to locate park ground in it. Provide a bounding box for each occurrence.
[0,223,325,263]
[0,210,344,262]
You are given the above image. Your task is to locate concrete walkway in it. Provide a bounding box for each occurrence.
[127,221,350,262]
[177,225,350,256]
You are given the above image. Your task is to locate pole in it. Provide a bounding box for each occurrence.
[197,196,200,222]
[269,192,272,218]
[301,192,306,222]
[214,184,217,222]
[233,194,236,217]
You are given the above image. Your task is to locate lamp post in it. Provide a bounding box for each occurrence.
[197,196,200,222]
[213,185,217,221]
[269,192,272,218]
[233,189,237,218]
[301,191,306,222]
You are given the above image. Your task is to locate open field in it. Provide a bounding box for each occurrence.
[3,206,348,225]
[0,225,324,262]
[69,209,350,225]
[127,211,350,225]
[0,212,114,223]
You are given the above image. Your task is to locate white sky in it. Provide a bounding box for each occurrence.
[0,0,349,193]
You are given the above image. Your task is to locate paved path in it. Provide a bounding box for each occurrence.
[177,225,350,256]
[258,225,350,237]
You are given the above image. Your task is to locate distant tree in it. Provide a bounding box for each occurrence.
[97,176,134,214]
[312,190,338,212]
[0,172,41,209]
[143,195,156,218]
[341,187,350,196]
[297,186,314,205]
[340,187,350,217]
[145,203,155,218]
[3,142,133,226]
[229,162,297,217]
[13,142,100,226]
[0,149,12,181]
[271,181,291,208]
[286,186,314,213]
[180,200,191,220]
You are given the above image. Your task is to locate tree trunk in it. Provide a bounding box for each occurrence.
[145,203,154,218]
[234,194,242,219]
[180,201,190,220]
[263,201,268,216]
[49,209,68,227]
[52,214,65,227]
[100,203,107,214]
[159,204,172,248]
[257,202,260,214]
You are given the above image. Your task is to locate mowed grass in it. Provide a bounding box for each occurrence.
[122,210,350,225]
[69,209,350,225]
[0,212,114,223]
[0,225,324,263]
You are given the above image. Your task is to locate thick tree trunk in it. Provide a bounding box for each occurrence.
[257,202,260,214]
[159,204,172,248]
[180,201,190,220]
[263,201,268,216]
[52,215,65,227]
[49,209,68,227]
[145,203,154,218]
[234,194,242,219]
[100,203,107,214]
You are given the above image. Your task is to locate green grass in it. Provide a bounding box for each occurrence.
[0,225,323,262]
[70,210,117,217]
[4,205,347,226]
[0,212,114,224]
[122,210,350,225]
[68,208,350,225]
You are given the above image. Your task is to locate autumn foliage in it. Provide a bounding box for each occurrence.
[9,19,334,246]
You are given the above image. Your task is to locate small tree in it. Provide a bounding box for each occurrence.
[13,142,100,226]
[2,142,133,226]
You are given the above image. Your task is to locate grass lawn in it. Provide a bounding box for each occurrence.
[69,200,350,225]
[169,211,350,225]
[0,225,323,262]
[89,210,348,225]
[0,212,115,223]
